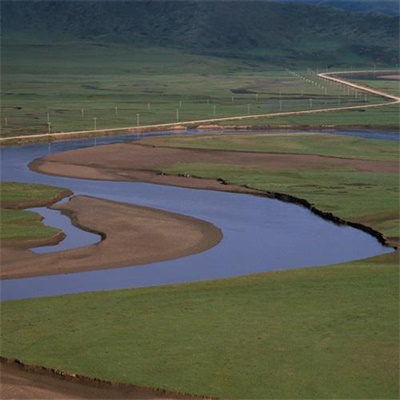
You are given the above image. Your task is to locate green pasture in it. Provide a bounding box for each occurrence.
[0,208,60,241]
[1,41,389,137]
[141,132,399,161]
[1,132,399,398]
[349,74,400,97]
[0,182,70,241]
[218,103,400,128]
[2,261,398,399]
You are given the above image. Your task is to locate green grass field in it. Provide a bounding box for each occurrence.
[2,261,398,399]
[1,41,393,138]
[0,182,70,241]
[1,133,398,398]
[141,131,399,160]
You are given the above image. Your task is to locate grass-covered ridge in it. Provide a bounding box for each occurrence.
[273,0,400,16]
[2,1,398,66]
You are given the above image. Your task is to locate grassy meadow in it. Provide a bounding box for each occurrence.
[1,132,399,398]
[220,74,400,128]
[1,260,398,399]
[0,182,70,241]
[1,41,392,138]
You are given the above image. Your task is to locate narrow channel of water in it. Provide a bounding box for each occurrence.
[0,130,395,301]
[29,206,101,254]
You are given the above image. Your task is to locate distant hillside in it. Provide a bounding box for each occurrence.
[271,0,400,16]
[1,0,398,67]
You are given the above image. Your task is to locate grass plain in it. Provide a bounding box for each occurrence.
[1,133,398,399]
[1,41,394,138]
[1,259,398,399]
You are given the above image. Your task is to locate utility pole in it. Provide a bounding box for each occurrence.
[136,113,140,126]
[81,109,84,118]
[93,117,97,130]
[115,107,118,117]
[213,105,216,117]
[176,108,179,122]
[47,122,51,134]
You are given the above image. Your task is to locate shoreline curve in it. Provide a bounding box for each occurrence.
[1,195,222,279]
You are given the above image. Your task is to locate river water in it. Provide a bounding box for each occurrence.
[0,130,395,301]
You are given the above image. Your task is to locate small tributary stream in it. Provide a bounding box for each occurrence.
[1,130,396,301]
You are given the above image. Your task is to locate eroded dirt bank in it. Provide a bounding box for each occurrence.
[1,195,222,279]
[0,357,213,399]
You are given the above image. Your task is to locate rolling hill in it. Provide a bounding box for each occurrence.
[271,0,399,16]
[1,0,399,66]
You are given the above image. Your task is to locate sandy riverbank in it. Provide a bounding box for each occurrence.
[1,195,222,279]
[4,139,396,280]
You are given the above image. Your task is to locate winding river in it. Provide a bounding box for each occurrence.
[0,130,395,301]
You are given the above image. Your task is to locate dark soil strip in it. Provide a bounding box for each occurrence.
[0,357,216,400]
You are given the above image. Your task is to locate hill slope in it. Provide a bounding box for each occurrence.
[1,0,399,66]
[271,0,400,16]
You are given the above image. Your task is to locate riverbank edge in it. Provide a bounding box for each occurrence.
[159,170,398,251]
[1,190,73,210]
[0,356,216,400]
[1,190,73,248]
[245,184,398,249]
[0,194,223,280]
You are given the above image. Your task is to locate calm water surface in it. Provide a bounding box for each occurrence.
[1,130,395,301]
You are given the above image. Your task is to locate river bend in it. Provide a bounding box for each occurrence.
[0,130,394,301]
